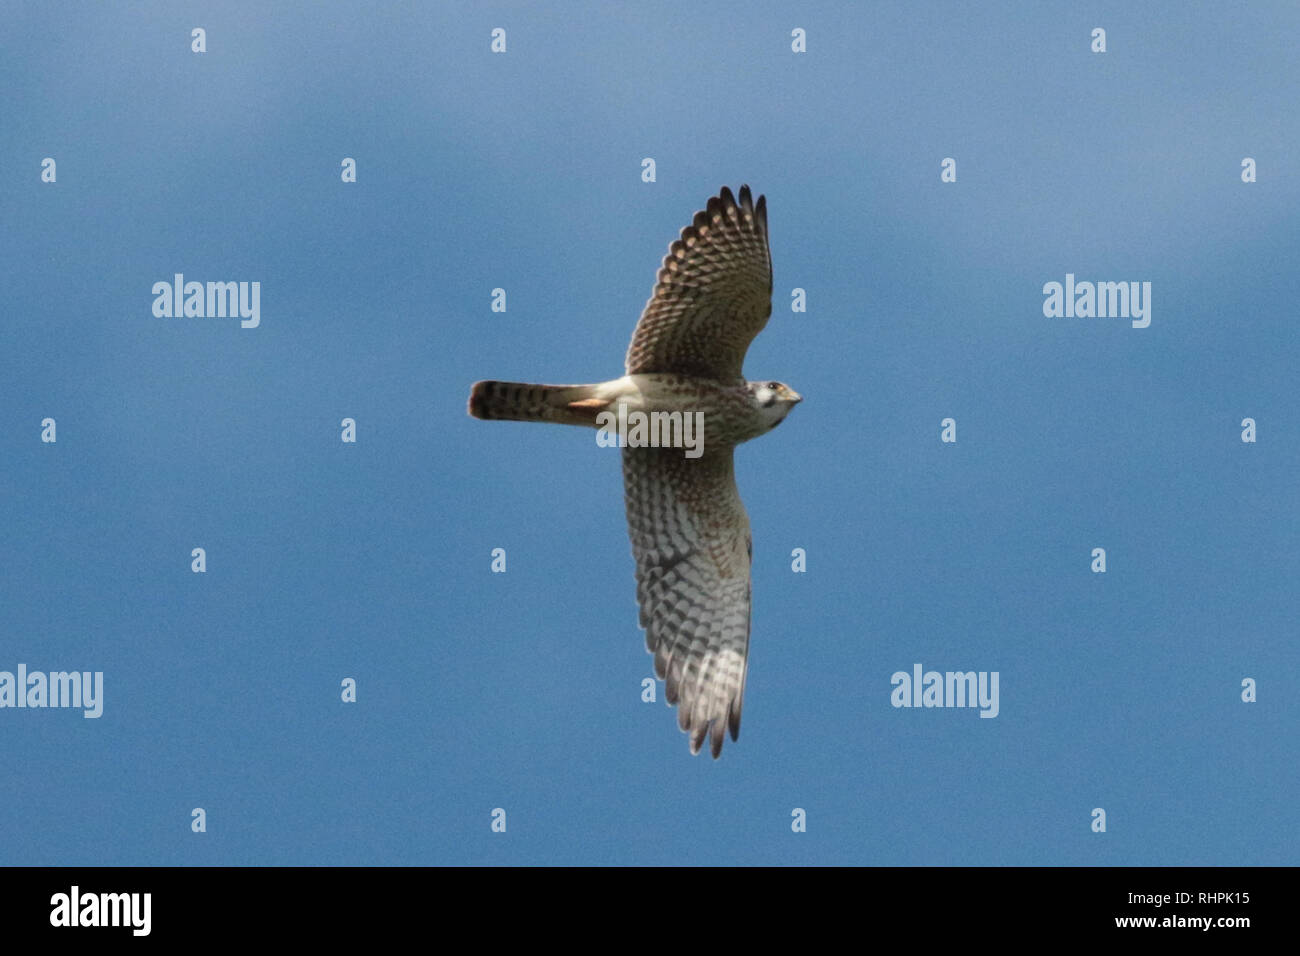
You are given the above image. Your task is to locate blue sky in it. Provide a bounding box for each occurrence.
[2,1,1296,865]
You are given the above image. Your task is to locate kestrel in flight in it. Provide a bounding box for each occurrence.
[468,185,800,757]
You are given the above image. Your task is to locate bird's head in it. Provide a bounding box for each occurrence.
[749,380,802,429]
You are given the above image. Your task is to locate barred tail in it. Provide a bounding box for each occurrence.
[467,380,606,427]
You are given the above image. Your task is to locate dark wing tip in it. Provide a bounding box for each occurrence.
[710,720,725,758]
[755,193,767,231]
[689,723,706,754]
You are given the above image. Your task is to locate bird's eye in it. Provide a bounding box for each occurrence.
[767,381,780,390]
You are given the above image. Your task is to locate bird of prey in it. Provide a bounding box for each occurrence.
[468,185,800,757]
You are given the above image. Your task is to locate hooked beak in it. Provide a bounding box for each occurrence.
[788,390,803,404]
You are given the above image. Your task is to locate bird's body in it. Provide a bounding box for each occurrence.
[469,373,795,446]
[468,185,799,757]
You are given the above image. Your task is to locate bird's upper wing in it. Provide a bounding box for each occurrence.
[625,185,773,383]
[622,444,752,758]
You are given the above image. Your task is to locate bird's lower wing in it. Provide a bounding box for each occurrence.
[621,444,752,757]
